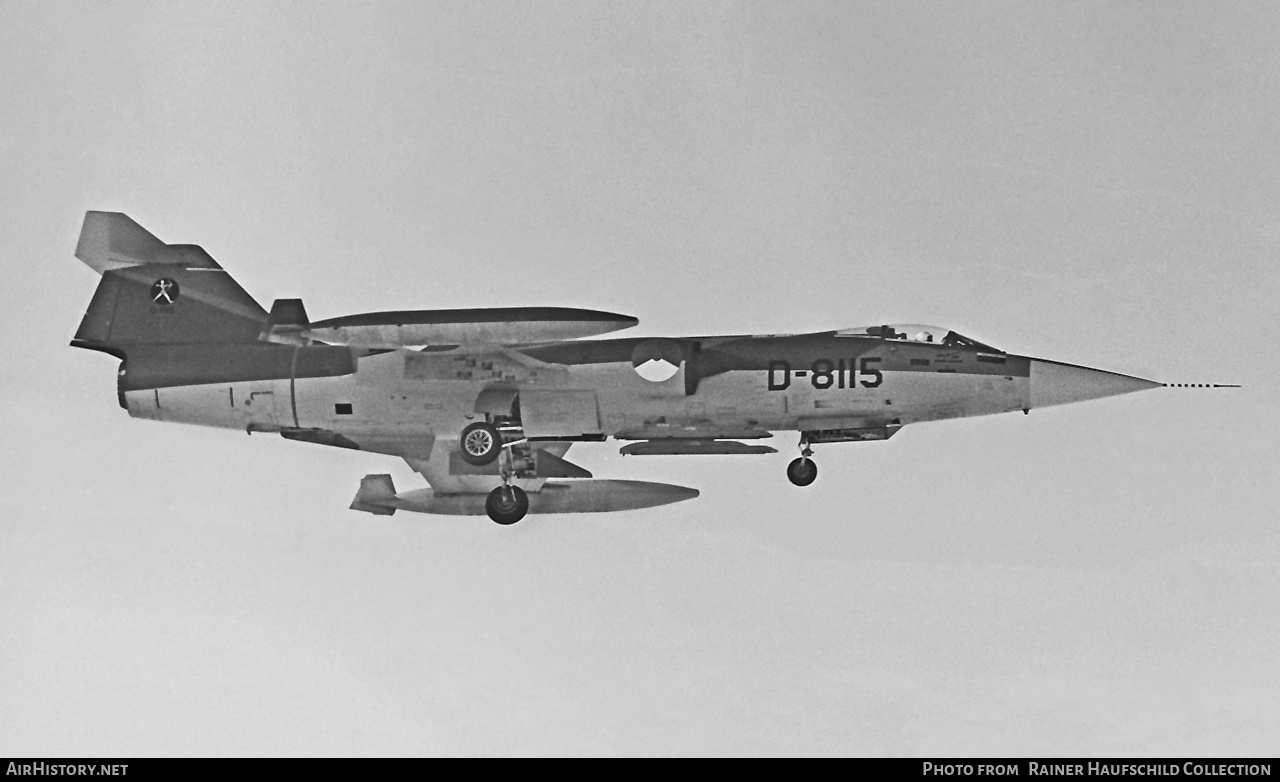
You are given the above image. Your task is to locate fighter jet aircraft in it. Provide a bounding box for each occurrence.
[71,211,1204,524]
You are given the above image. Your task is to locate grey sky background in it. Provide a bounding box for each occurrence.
[2,1,1277,756]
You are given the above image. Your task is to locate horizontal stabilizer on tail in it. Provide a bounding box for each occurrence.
[75,211,221,274]
[76,212,164,273]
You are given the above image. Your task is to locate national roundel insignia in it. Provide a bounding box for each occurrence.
[150,278,180,306]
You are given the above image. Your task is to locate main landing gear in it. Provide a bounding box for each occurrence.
[486,484,529,525]
[483,440,530,525]
[459,421,503,466]
[458,414,532,524]
[787,437,817,487]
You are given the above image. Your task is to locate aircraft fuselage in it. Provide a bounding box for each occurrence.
[119,331,1138,450]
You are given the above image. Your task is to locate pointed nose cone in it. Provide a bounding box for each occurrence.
[1029,359,1161,409]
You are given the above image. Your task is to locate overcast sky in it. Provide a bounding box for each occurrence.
[2,1,1278,756]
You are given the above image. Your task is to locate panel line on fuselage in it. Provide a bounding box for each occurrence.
[289,345,301,428]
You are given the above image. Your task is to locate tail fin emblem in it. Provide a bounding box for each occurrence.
[150,278,179,305]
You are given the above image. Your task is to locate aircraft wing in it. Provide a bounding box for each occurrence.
[257,301,705,518]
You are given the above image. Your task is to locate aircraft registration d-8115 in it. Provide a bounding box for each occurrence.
[71,212,1218,525]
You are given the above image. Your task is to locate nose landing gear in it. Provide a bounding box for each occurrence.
[787,437,817,487]
[787,457,817,486]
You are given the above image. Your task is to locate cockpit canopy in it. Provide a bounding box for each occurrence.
[836,323,1002,353]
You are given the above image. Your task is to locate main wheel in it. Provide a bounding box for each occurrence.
[787,457,818,487]
[459,421,503,465]
[486,485,529,525]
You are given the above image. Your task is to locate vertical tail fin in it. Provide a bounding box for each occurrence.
[72,212,268,347]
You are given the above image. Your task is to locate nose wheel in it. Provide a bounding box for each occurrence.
[787,436,817,486]
[787,457,817,486]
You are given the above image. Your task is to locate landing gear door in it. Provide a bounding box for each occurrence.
[519,390,601,438]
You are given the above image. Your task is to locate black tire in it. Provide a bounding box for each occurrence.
[787,457,817,487]
[459,421,502,466]
[486,485,529,525]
